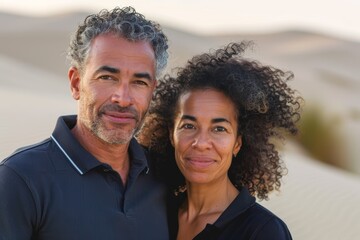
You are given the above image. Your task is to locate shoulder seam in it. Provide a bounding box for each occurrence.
[249,215,276,240]
[1,138,51,164]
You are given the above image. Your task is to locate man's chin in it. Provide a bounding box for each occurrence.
[95,129,135,145]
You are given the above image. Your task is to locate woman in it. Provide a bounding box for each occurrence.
[139,42,302,239]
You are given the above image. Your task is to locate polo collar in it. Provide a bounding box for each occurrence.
[212,187,256,229]
[51,115,149,175]
[171,187,256,240]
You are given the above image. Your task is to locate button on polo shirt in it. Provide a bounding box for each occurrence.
[0,115,169,240]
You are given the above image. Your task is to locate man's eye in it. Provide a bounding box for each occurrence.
[134,80,149,86]
[99,75,114,80]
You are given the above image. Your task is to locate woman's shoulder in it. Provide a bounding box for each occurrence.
[230,202,293,239]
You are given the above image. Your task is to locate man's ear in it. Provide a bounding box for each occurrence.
[151,78,158,93]
[68,66,81,100]
[154,79,158,88]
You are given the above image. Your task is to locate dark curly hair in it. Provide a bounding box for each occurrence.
[138,42,302,200]
[67,6,168,76]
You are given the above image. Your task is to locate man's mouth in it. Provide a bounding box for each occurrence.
[103,111,136,124]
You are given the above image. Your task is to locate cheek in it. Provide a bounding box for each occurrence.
[138,96,151,111]
[80,90,97,107]
[133,90,153,111]
[173,138,185,159]
[78,87,107,115]
[173,131,193,148]
[80,84,98,100]
[217,139,237,159]
[173,145,185,173]
[173,133,192,160]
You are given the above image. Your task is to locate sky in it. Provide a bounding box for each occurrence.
[0,0,360,42]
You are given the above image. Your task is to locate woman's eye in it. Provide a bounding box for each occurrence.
[214,126,227,132]
[181,123,194,130]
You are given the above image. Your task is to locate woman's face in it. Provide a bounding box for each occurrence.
[171,89,242,185]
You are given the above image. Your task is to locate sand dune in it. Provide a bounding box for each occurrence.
[0,55,75,158]
[263,143,360,239]
[1,12,360,240]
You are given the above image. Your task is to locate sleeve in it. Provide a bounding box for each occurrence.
[253,216,293,240]
[0,164,37,240]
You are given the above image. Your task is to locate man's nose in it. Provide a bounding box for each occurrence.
[111,84,132,107]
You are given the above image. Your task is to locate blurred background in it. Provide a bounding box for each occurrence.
[1,0,360,239]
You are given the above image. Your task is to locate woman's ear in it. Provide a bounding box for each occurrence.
[233,135,242,157]
[169,128,175,147]
[68,66,81,100]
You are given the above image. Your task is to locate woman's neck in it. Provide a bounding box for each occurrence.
[182,176,239,221]
[176,177,239,240]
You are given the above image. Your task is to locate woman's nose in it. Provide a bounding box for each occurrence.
[191,131,212,150]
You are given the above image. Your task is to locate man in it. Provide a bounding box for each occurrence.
[0,7,169,239]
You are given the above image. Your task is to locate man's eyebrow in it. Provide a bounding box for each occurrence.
[95,66,120,74]
[134,72,153,81]
[94,66,153,81]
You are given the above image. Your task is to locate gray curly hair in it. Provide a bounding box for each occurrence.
[67,6,169,76]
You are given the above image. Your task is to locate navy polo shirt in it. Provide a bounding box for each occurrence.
[0,115,169,240]
[169,188,292,240]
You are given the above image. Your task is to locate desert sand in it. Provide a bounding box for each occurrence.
[1,11,360,239]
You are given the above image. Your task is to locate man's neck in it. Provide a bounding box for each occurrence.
[71,123,131,185]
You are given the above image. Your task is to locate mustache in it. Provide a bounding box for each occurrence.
[98,104,139,121]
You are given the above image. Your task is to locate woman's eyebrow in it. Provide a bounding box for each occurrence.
[181,115,196,121]
[181,115,230,124]
[212,118,230,124]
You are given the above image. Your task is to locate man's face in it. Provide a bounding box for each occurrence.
[69,34,156,144]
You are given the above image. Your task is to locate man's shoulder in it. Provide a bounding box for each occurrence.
[1,138,52,172]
